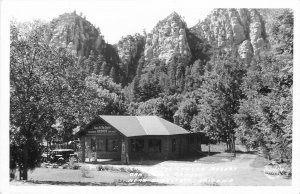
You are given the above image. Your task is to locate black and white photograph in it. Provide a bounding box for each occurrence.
[0,0,299,193]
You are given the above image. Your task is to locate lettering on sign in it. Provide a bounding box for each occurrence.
[87,125,118,135]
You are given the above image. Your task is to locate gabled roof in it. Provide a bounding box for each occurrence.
[98,115,190,137]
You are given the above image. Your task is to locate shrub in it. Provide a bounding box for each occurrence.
[81,166,90,177]
[95,165,148,178]
[62,164,69,169]
[97,165,118,172]
[97,165,104,171]
[68,157,79,169]
[52,164,59,168]
[279,163,292,177]
[71,163,80,170]
[119,167,126,172]
[106,166,118,171]
[202,178,220,186]
[129,168,142,174]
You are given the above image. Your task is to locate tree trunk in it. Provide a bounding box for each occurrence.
[47,141,49,161]
[208,137,210,156]
[19,166,28,180]
[232,133,236,157]
[226,142,229,151]
[228,140,232,152]
[20,144,29,180]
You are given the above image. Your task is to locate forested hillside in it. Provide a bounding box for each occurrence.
[10,8,293,179]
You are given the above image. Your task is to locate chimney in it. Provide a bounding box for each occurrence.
[173,113,179,125]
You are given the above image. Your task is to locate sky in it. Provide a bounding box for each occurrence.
[5,0,214,44]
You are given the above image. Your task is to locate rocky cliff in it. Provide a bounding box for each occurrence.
[117,34,145,81]
[190,8,268,62]
[144,12,192,64]
[46,9,272,87]
[49,12,105,58]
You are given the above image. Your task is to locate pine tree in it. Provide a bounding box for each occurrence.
[93,54,105,75]
[101,61,108,76]
[110,66,117,82]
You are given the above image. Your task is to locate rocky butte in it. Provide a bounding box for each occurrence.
[190,8,268,63]
[144,12,192,65]
[46,9,272,86]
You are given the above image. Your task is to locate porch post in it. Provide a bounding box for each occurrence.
[81,136,85,163]
[94,137,98,162]
[121,136,129,165]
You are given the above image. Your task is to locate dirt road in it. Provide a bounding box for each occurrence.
[117,153,291,186]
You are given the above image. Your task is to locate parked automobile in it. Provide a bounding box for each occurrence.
[41,152,49,162]
[49,149,77,165]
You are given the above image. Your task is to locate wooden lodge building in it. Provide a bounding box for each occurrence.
[78,116,205,164]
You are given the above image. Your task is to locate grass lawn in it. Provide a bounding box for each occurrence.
[250,155,270,168]
[10,144,291,186]
[10,167,166,186]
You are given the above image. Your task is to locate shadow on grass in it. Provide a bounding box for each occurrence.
[85,159,164,166]
[84,149,258,166]
[176,150,257,164]
[249,155,269,168]
[234,150,257,154]
[26,180,168,186]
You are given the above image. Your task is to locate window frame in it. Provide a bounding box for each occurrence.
[172,138,176,152]
[130,139,145,152]
[106,139,119,152]
[148,139,162,153]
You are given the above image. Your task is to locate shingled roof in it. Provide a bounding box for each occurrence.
[82,116,190,137]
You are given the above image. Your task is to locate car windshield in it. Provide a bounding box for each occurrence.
[52,150,74,155]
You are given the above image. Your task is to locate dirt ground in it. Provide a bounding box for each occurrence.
[101,144,292,186]
[120,153,291,186]
[10,145,292,186]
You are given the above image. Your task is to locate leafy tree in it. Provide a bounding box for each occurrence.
[93,54,105,75]
[175,98,198,130]
[109,66,117,82]
[136,94,182,122]
[10,21,78,179]
[234,10,293,162]
[191,56,246,153]
[132,76,141,102]
[101,61,109,76]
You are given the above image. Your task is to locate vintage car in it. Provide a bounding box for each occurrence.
[49,149,77,165]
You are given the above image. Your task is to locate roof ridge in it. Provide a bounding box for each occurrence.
[155,116,170,135]
[136,116,169,135]
[98,115,189,137]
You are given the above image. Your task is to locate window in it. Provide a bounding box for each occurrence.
[148,139,161,152]
[197,135,201,145]
[91,137,96,152]
[97,138,105,152]
[190,136,194,144]
[107,139,119,152]
[130,139,144,152]
[172,138,176,152]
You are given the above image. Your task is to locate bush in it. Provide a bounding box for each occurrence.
[62,164,69,169]
[263,162,292,177]
[129,168,142,174]
[96,165,148,179]
[97,165,104,171]
[68,157,79,169]
[279,163,292,178]
[202,181,219,186]
[97,165,118,172]
[202,178,220,186]
[71,163,80,170]
[52,164,59,168]
[119,167,126,172]
[81,166,90,177]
